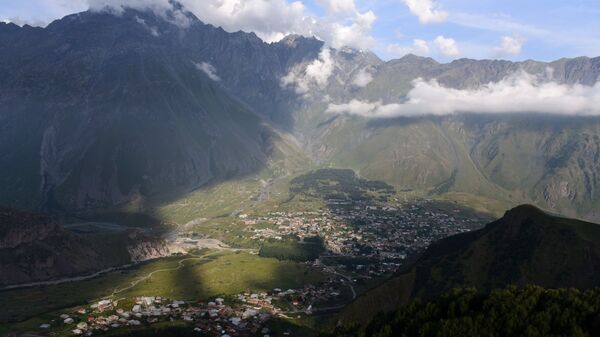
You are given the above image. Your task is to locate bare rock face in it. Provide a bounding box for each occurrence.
[126,230,184,263]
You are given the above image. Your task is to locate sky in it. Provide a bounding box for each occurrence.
[1,0,600,62]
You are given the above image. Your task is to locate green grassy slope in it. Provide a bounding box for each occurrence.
[0,251,324,324]
[298,111,600,221]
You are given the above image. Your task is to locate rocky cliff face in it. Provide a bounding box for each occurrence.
[126,230,184,263]
[0,208,177,287]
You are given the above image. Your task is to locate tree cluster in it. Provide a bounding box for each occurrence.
[329,286,600,337]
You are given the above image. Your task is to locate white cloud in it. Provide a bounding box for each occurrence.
[328,10,376,49]
[281,47,336,94]
[387,39,430,57]
[1,16,50,27]
[182,0,376,49]
[402,0,448,24]
[434,35,460,57]
[494,35,525,56]
[135,16,159,36]
[326,71,600,117]
[327,99,379,115]
[6,0,377,50]
[352,68,374,87]
[194,62,221,81]
[387,36,458,59]
[180,0,307,42]
[88,0,193,27]
[317,0,356,14]
[305,48,335,87]
[85,0,377,50]
[14,0,88,26]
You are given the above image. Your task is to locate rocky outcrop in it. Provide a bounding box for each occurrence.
[126,230,184,263]
[0,208,178,287]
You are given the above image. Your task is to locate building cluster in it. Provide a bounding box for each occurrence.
[38,283,346,337]
[246,199,485,277]
[41,295,275,337]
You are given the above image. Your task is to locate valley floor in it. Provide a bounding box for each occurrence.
[0,169,495,337]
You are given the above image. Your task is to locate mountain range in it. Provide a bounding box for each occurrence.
[1,6,600,221]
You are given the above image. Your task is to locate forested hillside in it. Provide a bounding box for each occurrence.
[329,286,600,337]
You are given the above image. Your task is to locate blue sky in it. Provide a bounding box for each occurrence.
[2,0,600,62]
[367,0,600,61]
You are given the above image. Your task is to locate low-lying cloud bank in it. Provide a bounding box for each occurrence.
[327,71,600,117]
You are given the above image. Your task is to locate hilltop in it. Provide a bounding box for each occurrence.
[329,286,600,337]
[339,204,600,326]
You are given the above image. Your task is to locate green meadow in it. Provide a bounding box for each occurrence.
[0,251,324,333]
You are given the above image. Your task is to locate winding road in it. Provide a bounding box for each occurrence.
[1,264,135,291]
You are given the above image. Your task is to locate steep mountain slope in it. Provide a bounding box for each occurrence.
[339,205,600,325]
[2,4,600,222]
[0,208,177,287]
[310,114,600,220]
[288,54,600,220]
[0,9,309,212]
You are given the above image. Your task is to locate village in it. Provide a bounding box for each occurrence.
[35,199,489,337]
[246,198,488,278]
[38,283,346,337]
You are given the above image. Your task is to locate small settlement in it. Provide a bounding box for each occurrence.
[39,286,339,337]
